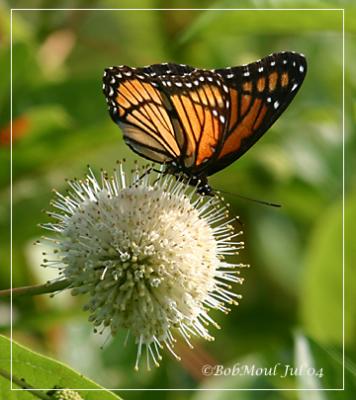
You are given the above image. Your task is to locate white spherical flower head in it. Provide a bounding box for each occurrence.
[52,389,84,400]
[41,163,246,370]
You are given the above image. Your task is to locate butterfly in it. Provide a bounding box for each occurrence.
[102,51,307,195]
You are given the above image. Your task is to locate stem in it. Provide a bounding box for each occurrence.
[0,367,51,400]
[0,279,70,298]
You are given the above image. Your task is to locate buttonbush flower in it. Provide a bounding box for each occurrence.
[40,163,246,369]
[50,389,84,400]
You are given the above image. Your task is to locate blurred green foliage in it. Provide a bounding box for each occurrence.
[0,0,355,398]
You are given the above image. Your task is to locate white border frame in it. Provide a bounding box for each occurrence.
[10,7,345,393]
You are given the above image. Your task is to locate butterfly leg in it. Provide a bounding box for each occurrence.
[131,166,153,187]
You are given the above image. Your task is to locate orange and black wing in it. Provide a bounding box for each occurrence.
[155,69,229,171]
[103,63,187,163]
[103,52,307,178]
[204,51,307,176]
[102,62,228,171]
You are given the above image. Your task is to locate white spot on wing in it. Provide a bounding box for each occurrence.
[299,65,304,73]
[258,67,264,72]
[291,83,298,91]
[273,101,279,109]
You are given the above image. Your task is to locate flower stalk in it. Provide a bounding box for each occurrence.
[0,279,70,298]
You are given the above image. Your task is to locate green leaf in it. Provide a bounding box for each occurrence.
[0,335,122,400]
[179,6,344,45]
[294,332,356,398]
[294,332,336,394]
[300,193,355,345]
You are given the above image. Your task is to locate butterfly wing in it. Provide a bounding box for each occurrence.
[204,51,307,176]
[157,70,229,171]
[103,63,228,171]
[103,52,307,179]
[103,64,183,163]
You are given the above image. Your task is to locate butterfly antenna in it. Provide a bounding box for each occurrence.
[218,190,282,208]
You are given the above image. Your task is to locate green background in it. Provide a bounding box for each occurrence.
[0,0,354,398]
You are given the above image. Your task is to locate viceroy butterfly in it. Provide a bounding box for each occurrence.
[103,51,307,195]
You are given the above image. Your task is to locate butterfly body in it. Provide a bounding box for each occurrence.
[103,52,307,194]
